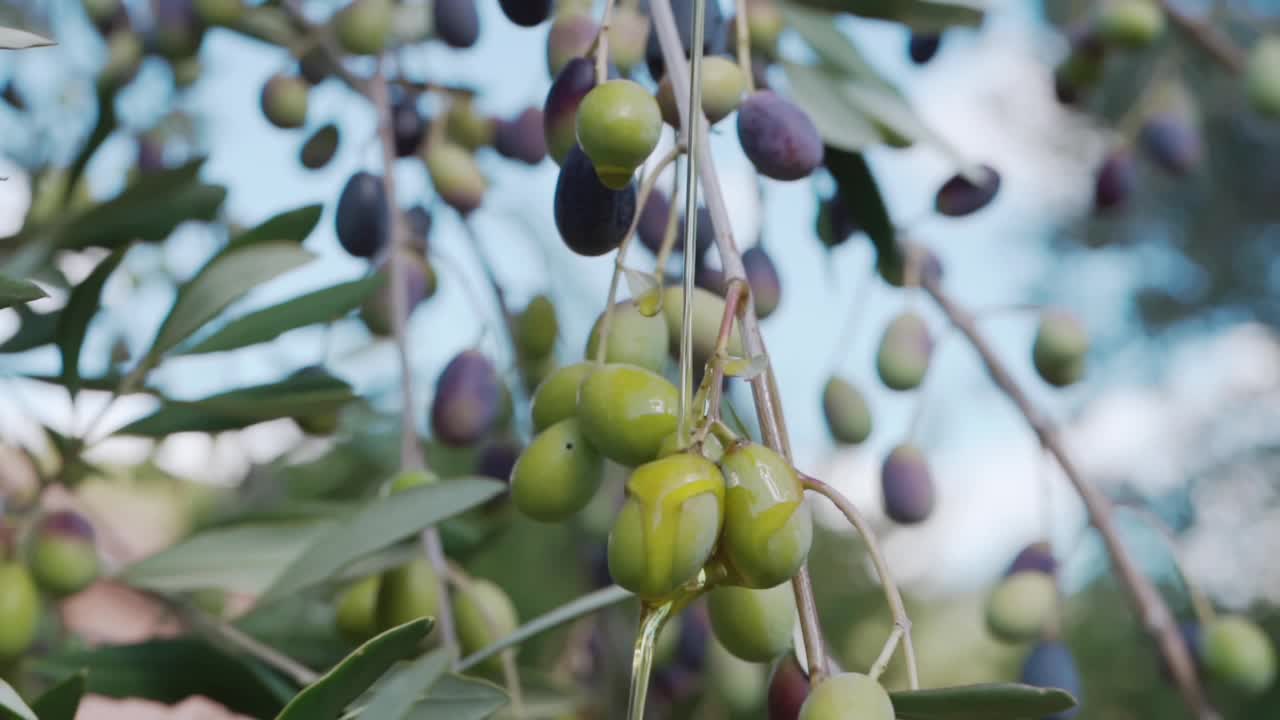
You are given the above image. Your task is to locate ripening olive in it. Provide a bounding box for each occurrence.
[260,73,309,129]
[392,93,427,158]
[530,362,593,432]
[497,0,550,27]
[661,286,745,368]
[454,578,519,674]
[822,376,872,445]
[426,142,487,215]
[360,251,436,337]
[1247,37,1280,119]
[0,562,40,660]
[554,145,637,256]
[519,350,558,395]
[576,79,662,189]
[494,107,547,165]
[935,165,1001,217]
[511,418,604,522]
[546,13,598,77]
[737,90,823,181]
[434,0,480,48]
[544,58,597,165]
[984,571,1058,644]
[84,0,122,25]
[656,56,747,126]
[1204,616,1277,696]
[586,301,669,373]
[708,583,796,662]
[718,442,812,588]
[908,32,941,64]
[193,0,241,25]
[880,444,934,525]
[335,171,389,259]
[577,363,680,467]
[607,453,725,599]
[375,556,441,633]
[335,575,380,644]
[1020,641,1082,719]
[430,350,502,447]
[743,245,781,319]
[1097,0,1164,50]
[172,57,201,88]
[99,31,143,90]
[608,7,650,73]
[1033,310,1089,387]
[446,97,496,151]
[151,0,203,60]
[876,312,932,391]
[1094,147,1136,211]
[300,123,340,170]
[28,510,99,597]
[746,0,783,57]
[769,653,810,720]
[1139,113,1202,176]
[516,294,558,358]
[335,0,392,55]
[816,193,859,248]
[798,673,895,720]
[1005,541,1058,577]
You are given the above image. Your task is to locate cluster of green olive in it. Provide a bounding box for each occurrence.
[0,510,101,664]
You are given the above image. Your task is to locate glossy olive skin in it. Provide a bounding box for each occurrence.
[430,350,502,447]
[608,453,726,599]
[1247,38,1280,119]
[984,571,1058,644]
[876,312,932,391]
[530,362,593,432]
[300,123,340,170]
[335,575,380,644]
[543,58,597,165]
[707,583,796,662]
[822,376,872,445]
[511,418,604,522]
[335,0,392,56]
[453,578,519,674]
[434,0,480,48]
[1033,310,1088,387]
[656,56,747,127]
[1204,616,1277,696]
[586,301,669,373]
[934,165,1001,217]
[880,444,935,525]
[718,442,812,588]
[798,673,894,720]
[335,171,389,259]
[578,363,680,467]
[576,80,662,189]
[260,74,308,129]
[425,142,487,215]
[1020,641,1082,720]
[28,510,99,597]
[554,145,637,257]
[0,562,41,660]
[737,90,823,181]
[375,557,440,633]
[516,294,558,358]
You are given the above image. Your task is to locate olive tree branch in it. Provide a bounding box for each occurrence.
[676,0,708,444]
[800,473,919,690]
[648,0,828,683]
[368,69,459,659]
[918,270,1217,720]
[1116,504,1217,628]
[1159,0,1246,74]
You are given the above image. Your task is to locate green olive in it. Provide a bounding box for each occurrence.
[511,418,604,522]
[530,362,594,432]
[661,286,745,369]
[194,0,243,25]
[656,56,747,126]
[446,97,497,151]
[1247,37,1280,119]
[586,301,669,373]
[28,511,99,597]
[709,634,767,711]
[718,442,812,588]
[260,74,309,129]
[798,672,895,720]
[984,571,1057,644]
[822,376,872,445]
[375,557,441,633]
[1097,0,1165,50]
[577,363,680,467]
[0,562,40,660]
[875,312,932,392]
[607,6,649,73]
[454,578,519,674]
[575,80,663,189]
[516,294,558,359]
[424,141,487,215]
[1204,616,1277,696]
[707,583,796,662]
[336,0,393,56]
[335,575,380,644]
[607,453,725,600]
[657,430,724,462]
[1032,310,1088,387]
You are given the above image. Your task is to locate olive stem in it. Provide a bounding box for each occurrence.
[692,278,748,448]
[369,68,459,660]
[919,271,1217,719]
[649,0,827,682]
[652,159,684,271]
[734,0,754,93]
[800,473,919,690]
[445,564,526,717]
[1116,505,1218,629]
[595,0,618,83]
[159,593,321,686]
[677,0,709,447]
[594,144,684,366]
[868,624,904,682]
[1158,0,1246,73]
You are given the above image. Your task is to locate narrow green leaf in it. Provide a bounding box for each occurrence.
[0,305,59,353]
[360,650,449,720]
[824,147,896,263]
[56,245,129,394]
[262,476,504,605]
[120,521,335,595]
[180,274,383,355]
[144,241,314,361]
[31,638,286,718]
[0,27,55,50]
[30,670,87,720]
[406,674,507,720]
[0,678,36,720]
[64,84,118,207]
[116,371,355,437]
[782,0,982,31]
[890,683,1078,720]
[230,205,324,248]
[0,273,46,309]
[276,618,435,720]
[783,63,880,152]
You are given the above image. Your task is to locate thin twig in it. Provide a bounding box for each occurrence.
[801,473,919,690]
[734,0,754,93]
[1118,505,1217,628]
[919,272,1217,719]
[277,0,371,94]
[677,0,708,445]
[368,69,458,658]
[648,0,828,683]
[1159,0,1246,74]
[595,0,618,83]
[162,595,320,686]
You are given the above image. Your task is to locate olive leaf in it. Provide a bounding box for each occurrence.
[0,27,55,50]
[890,683,1078,720]
[0,678,36,720]
[56,245,129,394]
[824,147,897,266]
[230,204,325,248]
[30,670,87,720]
[0,272,46,310]
[358,650,450,720]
